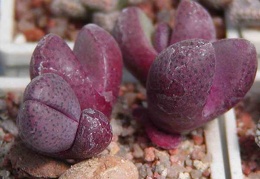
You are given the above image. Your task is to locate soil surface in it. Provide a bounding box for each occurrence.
[0,83,213,178]
[235,98,260,179]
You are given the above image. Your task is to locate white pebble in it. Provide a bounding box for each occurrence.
[132,144,144,158]
[13,33,26,44]
[161,168,168,177]
[193,160,209,172]
[178,172,191,179]
[190,169,202,178]
[0,170,10,178]
[256,129,260,135]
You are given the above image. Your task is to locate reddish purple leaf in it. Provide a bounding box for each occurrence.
[170,0,216,45]
[113,7,158,85]
[147,39,215,134]
[203,39,257,121]
[73,24,123,105]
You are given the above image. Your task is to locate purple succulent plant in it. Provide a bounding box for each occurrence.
[31,24,123,117]
[114,0,257,149]
[147,39,257,134]
[113,0,216,85]
[17,24,123,159]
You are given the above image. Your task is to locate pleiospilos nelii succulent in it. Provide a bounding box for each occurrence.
[147,38,257,134]
[17,24,123,159]
[17,0,259,160]
[113,0,216,86]
[114,0,258,148]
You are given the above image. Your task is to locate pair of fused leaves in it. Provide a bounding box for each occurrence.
[114,0,216,85]
[17,24,123,159]
[114,0,257,148]
[147,39,257,134]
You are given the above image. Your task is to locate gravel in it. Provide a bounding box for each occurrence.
[102,83,212,179]
[14,0,226,42]
[235,100,260,178]
[0,83,213,178]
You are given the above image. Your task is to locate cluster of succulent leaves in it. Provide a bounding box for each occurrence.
[17,0,258,159]
[113,0,257,148]
[17,24,123,160]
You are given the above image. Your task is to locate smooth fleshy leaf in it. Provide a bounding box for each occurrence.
[170,0,216,45]
[113,7,158,85]
[203,39,257,121]
[147,39,216,134]
[30,34,113,117]
[73,24,123,105]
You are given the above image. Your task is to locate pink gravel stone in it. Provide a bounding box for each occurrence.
[144,147,155,162]
[192,135,204,145]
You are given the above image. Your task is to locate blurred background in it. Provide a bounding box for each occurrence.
[0,0,258,77]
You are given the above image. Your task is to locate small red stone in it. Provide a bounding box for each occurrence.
[202,169,211,177]
[168,148,179,155]
[242,162,251,176]
[192,135,204,145]
[241,112,255,129]
[137,2,155,21]
[23,28,45,41]
[170,155,179,164]
[144,147,155,162]
[153,172,161,178]
[31,0,44,8]
[4,133,14,142]
[136,92,146,101]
